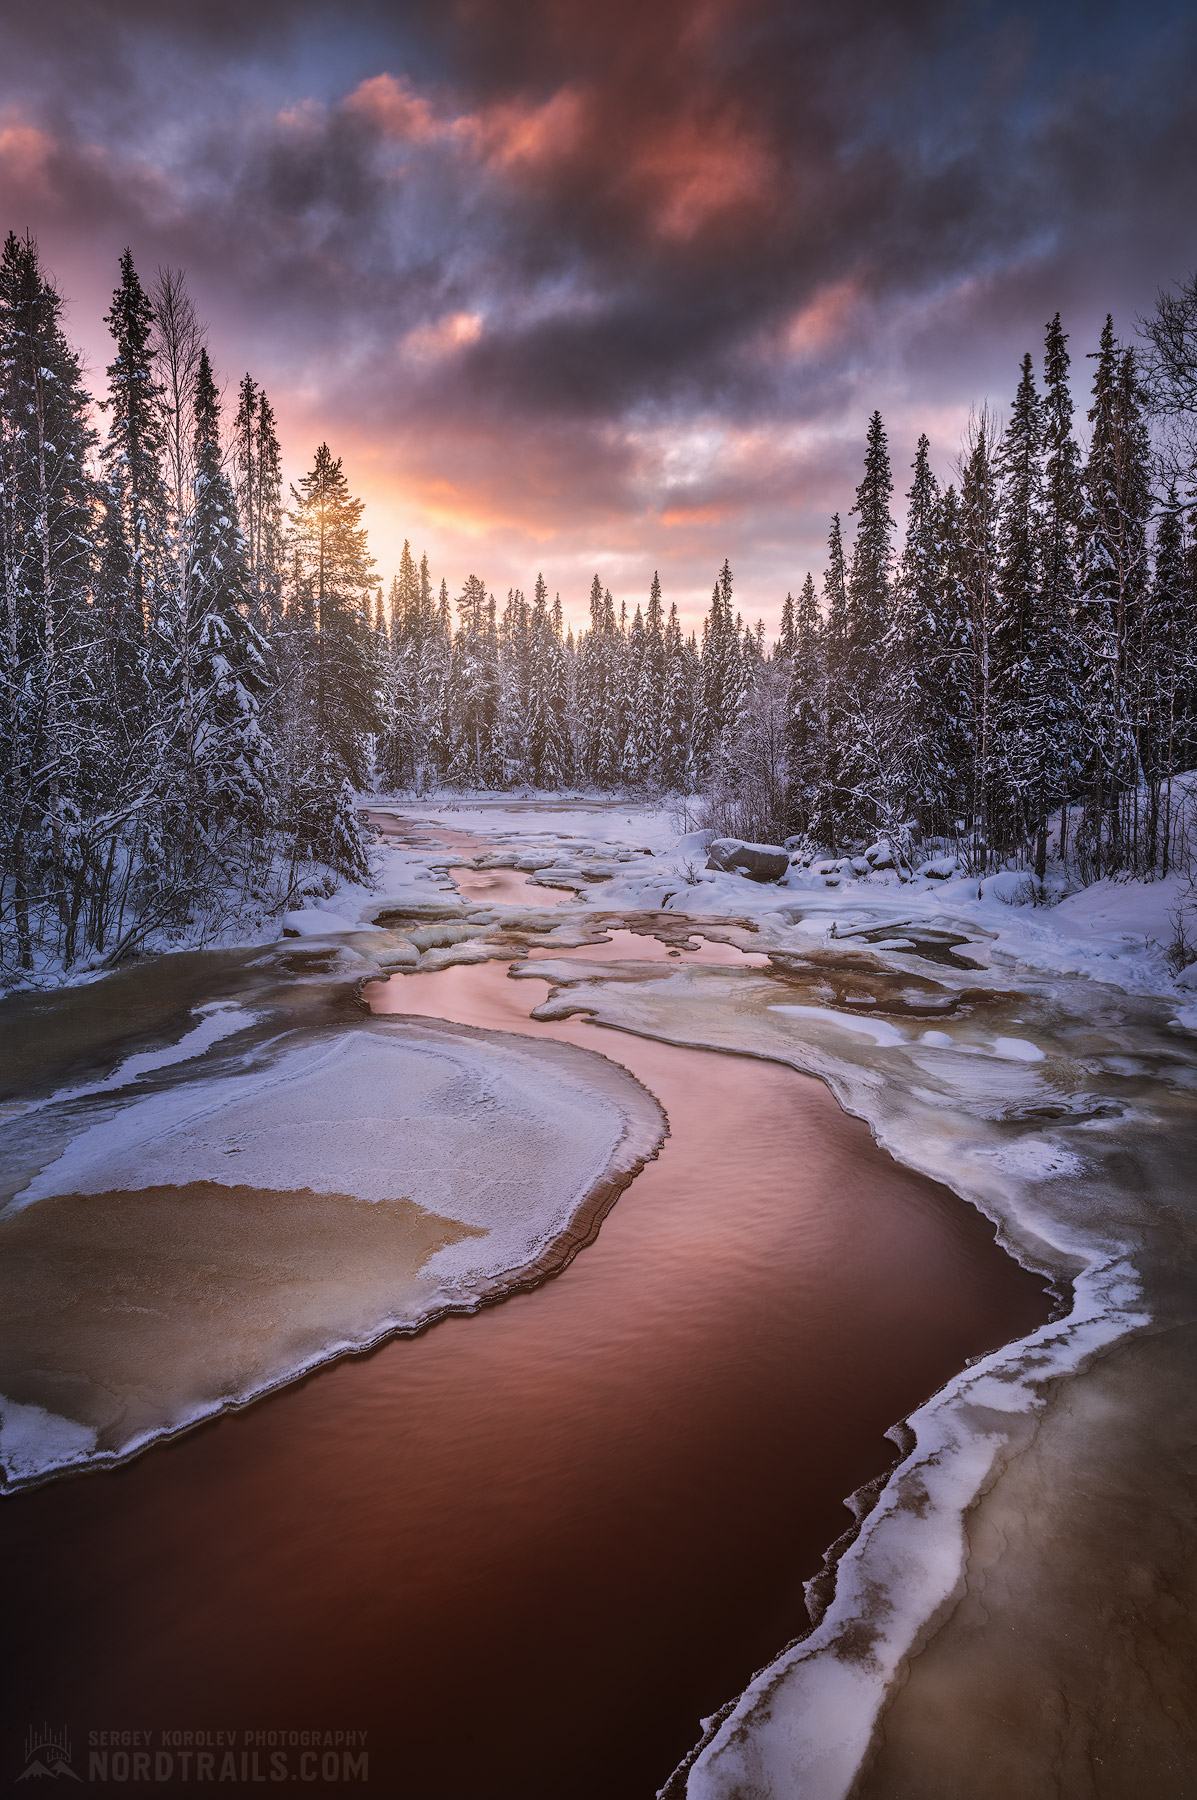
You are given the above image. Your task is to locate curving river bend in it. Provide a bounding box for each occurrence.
[1,848,1050,1797]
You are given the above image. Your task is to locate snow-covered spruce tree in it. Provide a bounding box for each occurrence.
[621,603,647,786]
[992,342,1072,879]
[393,538,422,643]
[376,540,423,789]
[233,374,285,636]
[391,541,429,787]
[1076,319,1153,875]
[783,572,825,835]
[614,597,633,776]
[523,574,552,787]
[930,482,977,847]
[544,589,574,787]
[574,574,601,781]
[991,355,1043,862]
[1140,486,1194,870]
[578,575,622,787]
[884,433,947,843]
[1034,311,1086,870]
[777,589,797,664]
[96,249,166,749]
[187,348,273,834]
[281,443,378,873]
[811,514,849,846]
[0,231,98,970]
[419,577,454,788]
[629,572,666,788]
[658,601,693,792]
[449,573,502,787]
[500,585,532,783]
[829,420,896,846]
[958,411,1001,869]
[524,573,570,787]
[846,411,894,691]
[823,513,849,689]
[695,560,741,784]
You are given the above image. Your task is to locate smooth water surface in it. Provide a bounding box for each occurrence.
[448,864,565,906]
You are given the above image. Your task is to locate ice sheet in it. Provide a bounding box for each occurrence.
[1,1018,664,1492]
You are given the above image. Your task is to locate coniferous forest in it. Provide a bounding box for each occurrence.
[4,230,1197,979]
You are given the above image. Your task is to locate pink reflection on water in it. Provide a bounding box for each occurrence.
[449,864,565,906]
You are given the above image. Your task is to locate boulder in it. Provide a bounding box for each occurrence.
[705,838,790,882]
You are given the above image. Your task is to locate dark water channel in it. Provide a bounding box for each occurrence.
[2,893,1049,1799]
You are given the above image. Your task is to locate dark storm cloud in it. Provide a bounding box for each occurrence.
[1,0,1195,616]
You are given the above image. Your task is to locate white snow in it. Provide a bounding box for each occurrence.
[0,1397,98,1481]
[768,1004,907,1048]
[989,1035,1045,1062]
[281,906,378,936]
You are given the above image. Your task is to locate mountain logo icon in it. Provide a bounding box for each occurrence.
[16,1726,81,1782]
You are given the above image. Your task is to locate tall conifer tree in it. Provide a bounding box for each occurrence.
[188,347,272,829]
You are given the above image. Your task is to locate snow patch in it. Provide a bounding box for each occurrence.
[281,907,375,936]
[0,1397,97,1481]
[769,1005,907,1048]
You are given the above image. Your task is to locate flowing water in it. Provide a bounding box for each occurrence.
[2,919,1049,1799]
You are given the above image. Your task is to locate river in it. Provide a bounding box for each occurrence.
[1,852,1049,1797]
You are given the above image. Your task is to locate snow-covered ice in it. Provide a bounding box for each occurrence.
[0,1014,664,1491]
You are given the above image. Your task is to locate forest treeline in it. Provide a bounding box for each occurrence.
[4,227,1197,979]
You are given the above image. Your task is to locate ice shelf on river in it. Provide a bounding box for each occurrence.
[0,1015,664,1491]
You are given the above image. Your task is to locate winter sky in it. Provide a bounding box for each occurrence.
[2,0,1195,632]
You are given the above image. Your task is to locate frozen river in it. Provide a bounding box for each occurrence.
[0,852,1045,1796]
[5,801,1196,1796]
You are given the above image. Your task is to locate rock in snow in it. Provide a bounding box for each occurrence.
[705,838,790,882]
